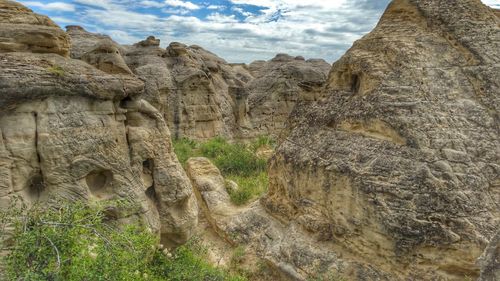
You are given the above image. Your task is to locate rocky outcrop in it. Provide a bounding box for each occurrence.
[263,0,499,280]
[0,0,197,251]
[124,40,252,140]
[67,25,133,75]
[186,157,349,281]
[123,36,330,140]
[243,54,330,139]
[0,0,69,56]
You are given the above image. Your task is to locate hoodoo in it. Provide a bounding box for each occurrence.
[264,0,499,279]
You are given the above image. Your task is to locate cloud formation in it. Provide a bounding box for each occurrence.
[20,0,500,63]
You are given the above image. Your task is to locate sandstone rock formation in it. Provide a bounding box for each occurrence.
[123,37,329,140]
[186,157,347,281]
[67,25,133,75]
[0,0,197,252]
[262,0,500,279]
[243,54,330,139]
[0,0,70,56]
[123,40,251,140]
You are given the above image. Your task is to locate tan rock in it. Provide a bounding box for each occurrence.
[67,25,133,74]
[123,37,330,141]
[265,0,500,279]
[242,54,330,139]
[0,0,197,253]
[0,0,70,56]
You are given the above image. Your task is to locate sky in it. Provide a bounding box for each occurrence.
[20,0,500,63]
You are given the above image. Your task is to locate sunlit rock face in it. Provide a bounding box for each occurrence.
[0,0,70,56]
[265,0,499,279]
[244,54,331,139]
[0,0,197,248]
[122,37,331,141]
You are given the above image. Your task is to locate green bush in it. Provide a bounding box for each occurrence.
[172,136,273,205]
[172,138,198,165]
[226,172,268,206]
[1,201,245,281]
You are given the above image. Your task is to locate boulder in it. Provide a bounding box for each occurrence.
[243,54,330,139]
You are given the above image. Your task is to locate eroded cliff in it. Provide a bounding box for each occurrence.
[264,0,499,279]
[0,0,197,250]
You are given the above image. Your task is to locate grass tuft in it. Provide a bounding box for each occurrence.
[173,136,273,205]
[47,65,65,76]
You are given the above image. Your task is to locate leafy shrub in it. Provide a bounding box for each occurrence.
[1,201,245,281]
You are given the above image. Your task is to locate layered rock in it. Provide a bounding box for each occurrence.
[0,0,197,251]
[243,54,330,139]
[124,41,252,140]
[263,0,499,279]
[67,25,133,74]
[186,157,348,281]
[0,0,70,56]
[123,36,330,140]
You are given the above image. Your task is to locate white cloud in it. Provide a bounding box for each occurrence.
[232,7,253,17]
[207,5,225,10]
[165,0,200,10]
[20,1,75,12]
[139,1,166,8]
[206,13,238,23]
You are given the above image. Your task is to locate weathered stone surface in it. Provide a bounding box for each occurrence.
[123,37,329,140]
[243,54,330,139]
[158,42,250,140]
[0,0,70,56]
[186,157,345,280]
[478,229,500,281]
[264,0,499,279]
[67,25,133,74]
[0,0,197,253]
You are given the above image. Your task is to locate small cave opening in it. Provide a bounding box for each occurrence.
[145,185,158,204]
[27,173,45,201]
[119,96,133,108]
[85,170,112,193]
[351,73,361,93]
[142,159,157,203]
[143,159,154,174]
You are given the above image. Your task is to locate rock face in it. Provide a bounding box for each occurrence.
[263,0,500,279]
[244,54,330,139]
[0,0,70,56]
[0,0,197,250]
[187,157,350,281]
[67,25,133,75]
[123,40,252,140]
[122,37,329,140]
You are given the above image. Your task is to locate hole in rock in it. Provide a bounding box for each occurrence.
[142,159,154,188]
[351,74,361,93]
[145,185,158,203]
[28,173,45,200]
[86,170,112,193]
[120,96,133,108]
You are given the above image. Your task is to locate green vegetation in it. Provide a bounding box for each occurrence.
[46,65,65,76]
[173,136,274,205]
[0,201,245,281]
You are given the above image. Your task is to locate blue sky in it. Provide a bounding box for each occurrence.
[20,0,500,63]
